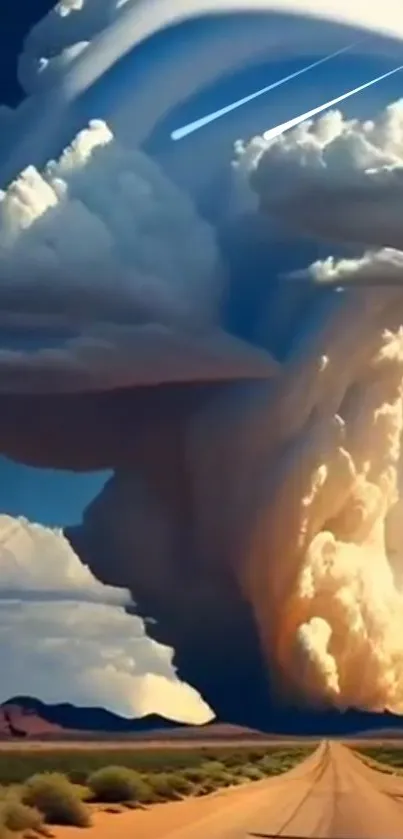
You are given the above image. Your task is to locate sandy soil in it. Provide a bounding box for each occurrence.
[54,780,269,839]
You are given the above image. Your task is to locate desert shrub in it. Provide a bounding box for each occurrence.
[158,772,192,796]
[257,756,279,775]
[181,767,207,784]
[229,774,245,785]
[22,772,91,827]
[147,772,192,801]
[0,746,261,785]
[124,799,151,810]
[199,762,233,786]
[218,751,244,768]
[146,774,175,801]
[197,778,218,795]
[87,766,151,804]
[73,784,92,802]
[0,793,43,833]
[239,765,264,781]
[199,761,226,778]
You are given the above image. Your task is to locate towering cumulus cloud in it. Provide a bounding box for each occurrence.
[232,101,403,712]
[3,0,403,728]
[0,515,213,722]
[0,118,276,392]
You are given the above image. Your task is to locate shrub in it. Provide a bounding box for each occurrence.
[239,765,264,781]
[124,799,150,810]
[73,784,92,802]
[229,774,245,785]
[158,772,192,796]
[22,773,91,827]
[200,761,226,775]
[87,766,151,804]
[0,793,43,833]
[181,767,207,784]
[200,762,233,787]
[147,772,192,802]
[197,778,218,795]
[257,756,277,775]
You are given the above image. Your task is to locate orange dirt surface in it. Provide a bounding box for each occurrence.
[54,779,279,839]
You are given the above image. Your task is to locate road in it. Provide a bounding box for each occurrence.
[55,740,403,839]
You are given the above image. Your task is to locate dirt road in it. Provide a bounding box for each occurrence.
[55,740,403,839]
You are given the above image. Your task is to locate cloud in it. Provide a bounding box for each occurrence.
[170,39,377,140]
[0,118,278,391]
[0,119,221,327]
[0,600,213,722]
[2,0,403,188]
[235,99,403,252]
[4,0,403,726]
[17,0,124,94]
[283,318,403,713]
[0,515,213,722]
[0,321,278,394]
[216,95,403,715]
[16,0,403,98]
[0,514,128,603]
[291,249,403,288]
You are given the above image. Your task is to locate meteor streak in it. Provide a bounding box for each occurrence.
[171,38,368,140]
[262,62,403,141]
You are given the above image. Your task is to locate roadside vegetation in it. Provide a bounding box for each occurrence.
[356,745,403,773]
[0,744,311,834]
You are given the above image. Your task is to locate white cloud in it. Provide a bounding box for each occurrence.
[0,516,213,723]
[220,93,403,714]
[0,120,221,327]
[0,514,129,602]
[4,0,403,723]
[0,118,278,391]
[16,0,403,100]
[18,0,126,93]
[290,249,403,289]
[234,99,403,252]
[19,0,403,97]
[2,0,403,188]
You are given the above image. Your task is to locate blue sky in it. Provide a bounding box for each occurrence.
[145,31,403,215]
[0,458,110,527]
[167,46,403,143]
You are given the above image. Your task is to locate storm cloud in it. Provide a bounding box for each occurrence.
[2,0,403,728]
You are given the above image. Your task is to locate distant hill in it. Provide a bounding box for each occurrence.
[2,697,403,741]
[0,697,266,741]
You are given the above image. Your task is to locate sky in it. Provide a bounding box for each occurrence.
[0,458,109,527]
[0,4,110,527]
[0,1,110,529]
[2,1,403,732]
[0,0,54,104]
[1,7,398,529]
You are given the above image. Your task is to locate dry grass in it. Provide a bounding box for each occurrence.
[22,774,91,827]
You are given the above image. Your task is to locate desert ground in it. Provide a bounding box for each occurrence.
[0,736,313,751]
[55,779,276,839]
[2,737,403,838]
[52,740,403,839]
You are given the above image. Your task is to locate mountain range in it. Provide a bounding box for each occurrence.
[0,697,265,740]
[3,697,403,741]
